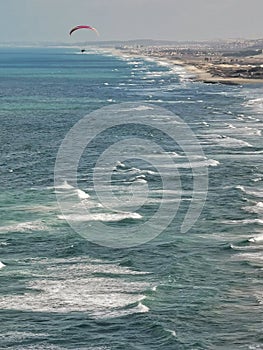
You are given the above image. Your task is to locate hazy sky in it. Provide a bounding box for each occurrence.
[0,0,263,43]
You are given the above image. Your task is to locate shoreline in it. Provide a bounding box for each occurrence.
[107,48,263,86]
[171,59,263,85]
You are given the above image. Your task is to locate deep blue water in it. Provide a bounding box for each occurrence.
[0,47,263,349]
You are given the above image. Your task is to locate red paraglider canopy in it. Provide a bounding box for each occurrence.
[69,25,99,36]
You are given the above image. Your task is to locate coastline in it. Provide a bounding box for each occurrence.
[170,59,263,85]
[107,48,263,85]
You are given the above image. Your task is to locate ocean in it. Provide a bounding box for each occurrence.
[0,47,263,349]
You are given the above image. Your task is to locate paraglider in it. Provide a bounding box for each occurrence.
[69,25,99,37]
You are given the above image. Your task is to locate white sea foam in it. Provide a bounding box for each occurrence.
[232,252,263,265]
[0,257,151,319]
[246,116,261,122]
[0,331,48,342]
[4,344,107,350]
[242,219,263,225]
[145,71,168,78]
[244,97,263,113]
[134,105,154,111]
[242,202,263,214]
[145,169,157,175]
[170,158,220,169]
[236,185,246,193]
[76,188,90,200]
[126,60,142,65]
[128,174,148,184]
[55,182,95,204]
[248,234,263,243]
[236,185,263,198]
[136,301,149,313]
[206,159,220,167]
[147,99,164,103]
[224,219,263,225]
[133,178,148,184]
[230,243,263,251]
[226,123,236,129]
[58,212,142,222]
[12,204,58,213]
[117,105,154,113]
[170,64,194,81]
[135,174,146,180]
[165,328,177,337]
[54,180,74,190]
[248,344,263,350]
[222,124,262,136]
[114,163,157,177]
[201,134,253,148]
[0,221,48,234]
[115,160,126,169]
[44,257,150,276]
[13,346,66,350]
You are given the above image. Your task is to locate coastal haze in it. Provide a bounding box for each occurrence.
[0,0,263,43]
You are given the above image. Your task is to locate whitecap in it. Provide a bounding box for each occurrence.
[236,185,263,198]
[229,243,263,251]
[128,174,148,184]
[0,257,151,319]
[115,161,126,169]
[244,97,263,113]
[172,158,220,169]
[248,234,263,243]
[206,159,220,167]
[243,219,263,225]
[54,180,74,190]
[201,134,253,148]
[232,252,263,264]
[0,331,48,342]
[58,212,142,222]
[7,204,57,213]
[145,170,157,176]
[76,189,90,200]
[0,221,48,234]
[117,105,154,113]
[224,219,263,225]
[248,343,263,350]
[134,105,154,111]
[133,178,148,184]
[165,328,177,337]
[242,202,263,214]
[126,61,142,65]
[136,301,149,313]
[226,123,236,129]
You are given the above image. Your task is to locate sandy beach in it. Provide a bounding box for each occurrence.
[108,47,263,85]
[171,59,263,85]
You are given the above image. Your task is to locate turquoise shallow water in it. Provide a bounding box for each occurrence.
[0,47,263,349]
